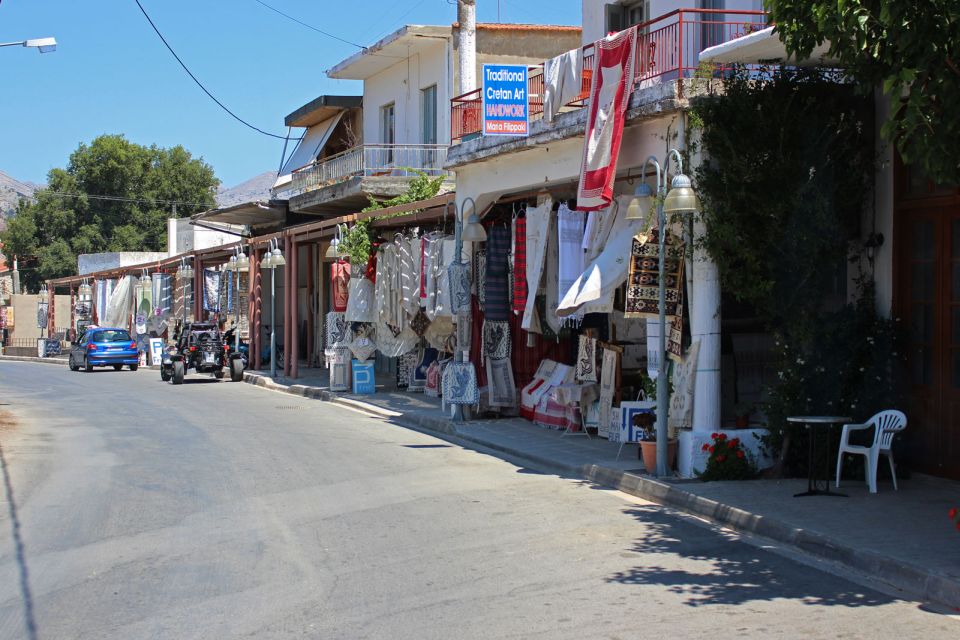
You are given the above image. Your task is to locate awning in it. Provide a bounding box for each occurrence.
[191,200,286,228]
[273,112,344,190]
[699,26,837,66]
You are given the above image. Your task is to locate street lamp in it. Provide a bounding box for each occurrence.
[0,37,57,53]
[176,256,194,327]
[629,150,701,477]
[260,238,284,379]
[223,246,249,354]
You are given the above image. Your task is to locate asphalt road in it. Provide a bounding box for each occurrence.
[0,361,956,639]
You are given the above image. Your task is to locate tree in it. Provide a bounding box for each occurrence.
[766,0,960,184]
[0,135,218,290]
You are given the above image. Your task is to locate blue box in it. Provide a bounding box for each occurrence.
[352,359,375,394]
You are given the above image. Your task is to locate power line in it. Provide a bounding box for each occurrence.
[24,190,214,209]
[133,0,296,141]
[251,0,366,49]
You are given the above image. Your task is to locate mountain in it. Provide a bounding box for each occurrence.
[0,170,42,229]
[216,171,277,207]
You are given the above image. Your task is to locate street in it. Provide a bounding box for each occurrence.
[0,361,955,639]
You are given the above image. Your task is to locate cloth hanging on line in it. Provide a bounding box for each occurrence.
[624,228,685,319]
[598,347,618,439]
[442,361,480,408]
[576,335,598,382]
[326,312,349,349]
[202,269,221,312]
[557,203,586,327]
[345,275,376,323]
[375,322,417,357]
[557,196,644,318]
[474,248,487,312]
[482,320,511,363]
[543,215,562,335]
[332,261,351,312]
[95,279,116,323]
[511,217,527,313]
[577,28,637,211]
[37,300,48,329]
[544,48,585,123]
[484,225,511,322]
[397,350,418,389]
[485,357,517,409]
[399,235,421,316]
[521,196,552,331]
[375,243,402,329]
[448,252,472,316]
[152,273,173,317]
[104,276,134,330]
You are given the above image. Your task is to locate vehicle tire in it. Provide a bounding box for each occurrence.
[214,368,225,379]
[160,366,171,382]
[129,364,138,371]
[230,358,244,382]
[84,357,93,372]
[172,360,185,385]
[69,356,79,372]
[113,364,123,371]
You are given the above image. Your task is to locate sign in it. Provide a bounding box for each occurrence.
[149,338,164,366]
[482,64,529,136]
[352,359,375,394]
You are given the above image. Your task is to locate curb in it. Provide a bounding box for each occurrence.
[246,371,960,609]
[0,355,69,365]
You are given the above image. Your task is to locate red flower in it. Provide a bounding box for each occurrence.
[709,445,715,454]
[956,521,960,532]
[729,438,740,447]
[717,455,726,462]
[711,432,718,439]
[951,507,959,520]
[702,443,710,452]
[736,451,745,459]
[718,433,727,441]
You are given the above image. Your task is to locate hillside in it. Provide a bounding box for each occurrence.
[216,171,276,207]
[0,170,41,229]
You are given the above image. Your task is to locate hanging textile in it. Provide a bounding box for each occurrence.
[328,347,351,392]
[326,312,349,348]
[397,350,417,389]
[598,347,618,438]
[544,48,585,123]
[409,309,430,337]
[577,28,637,211]
[442,361,480,407]
[425,316,456,352]
[624,228,685,319]
[203,269,221,313]
[375,323,417,358]
[152,274,173,317]
[455,313,472,355]
[557,196,644,318]
[484,225,511,322]
[576,335,598,382]
[485,357,517,408]
[511,217,527,313]
[135,280,152,335]
[37,300,48,329]
[0,306,6,331]
[425,359,443,397]
[543,215,562,335]
[448,252,472,316]
[345,275,375,323]
[411,348,439,392]
[423,233,446,319]
[332,261,351,312]
[557,204,585,326]
[474,248,487,312]
[482,320,511,363]
[375,243,402,328]
[521,196,552,331]
[399,235,421,316]
[95,279,116,323]
[104,276,134,330]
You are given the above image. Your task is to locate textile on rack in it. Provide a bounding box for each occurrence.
[577,28,637,211]
[474,248,487,311]
[544,48,584,123]
[448,254,471,316]
[399,235,421,315]
[598,347,618,438]
[424,359,443,397]
[521,196,552,331]
[104,276,134,330]
[397,350,417,389]
[37,300,48,329]
[375,323,417,357]
[201,269,220,313]
[0,307,6,331]
[422,233,445,319]
[411,347,439,392]
[576,335,598,382]
[332,261,350,312]
[484,225,511,322]
[95,279,116,323]
[455,313,472,355]
[624,228,685,319]
[348,333,377,362]
[482,320,511,363]
[409,309,430,337]
[424,315,456,352]
[530,364,576,430]
[325,312,349,349]
[375,243,402,328]
[442,360,480,408]
[511,217,527,313]
[543,215,562,335]
[583,201,619,263]
[485,357,517,408]
[557,196,644,318]
[345,275,376,323]
[436,237,471,319]
[557,204,585,326]
[152,274,173,317]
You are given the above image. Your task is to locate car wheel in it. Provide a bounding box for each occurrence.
[84,357,93,372]
[69,356,79,372]
[113,364,123,371]
[230,358,244,382]
[129,364,138,371]
[160,366,171,382]
[172,360,185,385]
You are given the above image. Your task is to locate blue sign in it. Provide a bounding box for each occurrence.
[352,359,376,395]
[482,64,529,136]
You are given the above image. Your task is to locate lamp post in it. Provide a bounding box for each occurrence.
[223,247,249,354]
[625,150,701,477]
[0,37,57,53]
[260,238,285,379]
[176,256,194,328]
[449,197,486,422]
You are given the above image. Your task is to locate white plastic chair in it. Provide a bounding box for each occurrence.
[835,410,907,493]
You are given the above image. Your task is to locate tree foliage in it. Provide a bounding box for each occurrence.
[766,0,960,184]
[1,134,218,290]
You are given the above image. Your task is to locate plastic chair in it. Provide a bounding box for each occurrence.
[835,410,907,493]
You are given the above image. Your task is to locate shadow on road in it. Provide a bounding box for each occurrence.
[606,504,899,609]
[0,417,39,640]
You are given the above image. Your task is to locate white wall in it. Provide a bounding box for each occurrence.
[78,252,168,275]
[870,91,895,317]
[167,218,242,257]
[362,39,452,147]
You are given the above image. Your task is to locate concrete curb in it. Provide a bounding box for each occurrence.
[0,355,69,365]
[246,371,960,609]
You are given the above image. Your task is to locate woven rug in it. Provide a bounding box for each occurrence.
[484,225,511,322]
[624,228,685,319]
[576,335,598,382]
[482,320,511,363]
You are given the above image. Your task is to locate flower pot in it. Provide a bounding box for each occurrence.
[640,439,678,474]
[735,415,750,428]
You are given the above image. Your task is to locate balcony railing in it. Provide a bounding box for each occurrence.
[284,144,451,197]
[451,8,769,143]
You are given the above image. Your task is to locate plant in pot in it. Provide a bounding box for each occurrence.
[633,411,678,474]
[697,432,757,481]
[734,401,753,428]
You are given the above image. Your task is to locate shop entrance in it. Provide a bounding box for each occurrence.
[895,168,960,479]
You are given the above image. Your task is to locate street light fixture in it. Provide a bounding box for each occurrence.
[635,150,701,477]
[0,37,57,53]
[259,238,284,379]
[223,247,249,354]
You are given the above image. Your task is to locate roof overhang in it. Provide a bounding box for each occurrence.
[191,200,287,228]
[284,94,362,128]
[699,26,837,67]
[327,25,451,80]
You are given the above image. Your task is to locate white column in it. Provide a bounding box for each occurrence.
[457,0,477,95]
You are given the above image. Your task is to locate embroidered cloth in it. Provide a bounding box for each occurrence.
[624,228,685,319]
[576,335,598,382]
[484,225,511,321]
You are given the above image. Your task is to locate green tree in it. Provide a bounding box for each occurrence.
[766,0,960,184]
[1,135,218,290]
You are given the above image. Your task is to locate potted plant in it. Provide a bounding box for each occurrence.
[634,411,678,473]
[697,433,757,481]
[734,401,753,428]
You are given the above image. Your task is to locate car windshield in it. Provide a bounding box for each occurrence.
[90,330,132,343]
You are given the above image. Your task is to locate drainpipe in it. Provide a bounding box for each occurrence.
[284,235,292,377]
[252,247,262,370]
[457,0,477,95]
[291,239,299,379]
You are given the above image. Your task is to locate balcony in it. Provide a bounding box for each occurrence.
[450,8,769,143]
[280,144,454,214]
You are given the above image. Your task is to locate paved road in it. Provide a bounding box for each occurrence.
[0,362,956,639]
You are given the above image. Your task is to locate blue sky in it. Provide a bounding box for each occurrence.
[1,0,581,188]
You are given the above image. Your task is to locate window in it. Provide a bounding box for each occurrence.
[605,1,649,34]
[421,85,438,145]
[91,329,132,343]
[380,103,395,146]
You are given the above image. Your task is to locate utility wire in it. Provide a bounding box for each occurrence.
[133,0,296,141]
[23,190,214,208]
[251,0,366,49]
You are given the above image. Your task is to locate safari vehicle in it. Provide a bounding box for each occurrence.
[160,322,244,384]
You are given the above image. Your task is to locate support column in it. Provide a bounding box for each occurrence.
[48,285,55,339]
[252,247,263,371]
[291,239,299,379]
[193,256,203,321]
[283,236,292,377]
[68,283,75,339]
[306,243,314,368]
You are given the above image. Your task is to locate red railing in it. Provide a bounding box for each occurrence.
[450,8,769,142]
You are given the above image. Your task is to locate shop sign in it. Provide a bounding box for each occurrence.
[482,64,529,136]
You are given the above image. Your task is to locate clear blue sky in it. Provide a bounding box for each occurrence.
[1,0,581,188]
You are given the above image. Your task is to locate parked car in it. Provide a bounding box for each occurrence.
[68,327,140,372]
[160,322,243,384]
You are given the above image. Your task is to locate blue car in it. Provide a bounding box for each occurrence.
[68,327,140,372]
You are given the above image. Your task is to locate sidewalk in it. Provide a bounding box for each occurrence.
[245,365,960,609]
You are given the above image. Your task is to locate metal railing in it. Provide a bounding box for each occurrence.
[284,144,451,197]
[451,8,769,142]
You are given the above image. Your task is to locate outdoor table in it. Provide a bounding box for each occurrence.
[786,415,852,497]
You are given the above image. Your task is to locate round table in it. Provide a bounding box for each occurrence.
[786,416,852,497]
